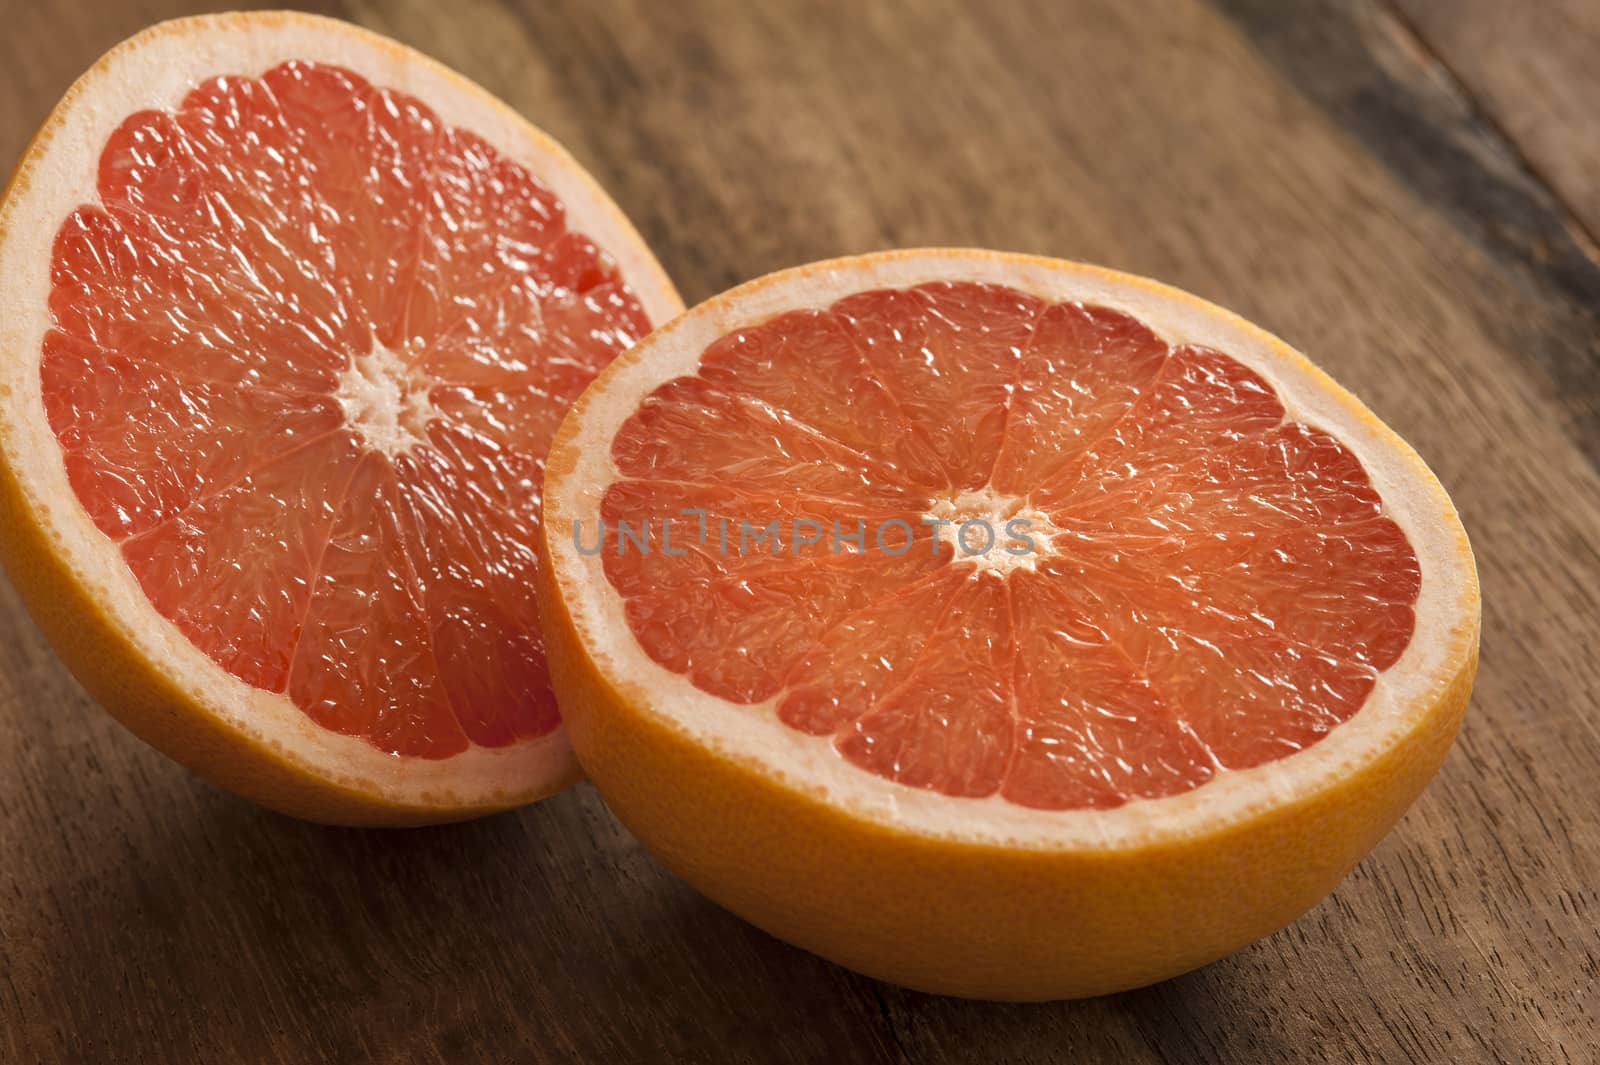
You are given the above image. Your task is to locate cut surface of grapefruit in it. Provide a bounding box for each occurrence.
[0,13,681,824]
[541,249,1479,999]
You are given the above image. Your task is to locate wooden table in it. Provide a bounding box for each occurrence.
[2,1,1596,1061]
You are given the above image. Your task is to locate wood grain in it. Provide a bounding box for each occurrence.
[2,1,1596,1062]
[1394,0,1600,244]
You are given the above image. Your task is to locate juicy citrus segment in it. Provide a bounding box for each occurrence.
[120,428,362,692]
[834,283,1040,489]
[988,299,1168,494]
[40,324,344,540]
[599,280,1421,810]
[1004,567,1212,809]
[40,58,651,759]
[600,476,943,703]
[393,420,558,747]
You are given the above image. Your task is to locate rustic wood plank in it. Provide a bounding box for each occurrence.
[1216,0,1600,465]
[2,0,1597,1062]
[1392,0,1600,246]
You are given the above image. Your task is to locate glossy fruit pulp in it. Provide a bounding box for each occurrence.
[44,60,650,757]
[602,283,1420,810]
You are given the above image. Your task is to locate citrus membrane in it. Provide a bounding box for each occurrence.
[596,282,1420,810]
[43,59,652,759]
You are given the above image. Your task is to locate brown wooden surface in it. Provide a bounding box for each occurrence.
[2,1,1597,1062]
[1394,0,1600,241]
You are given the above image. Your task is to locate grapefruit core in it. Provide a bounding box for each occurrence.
[0,13,682,824]
[540,249,1480,999]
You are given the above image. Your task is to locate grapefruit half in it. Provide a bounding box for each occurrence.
[0,12,682,824]
[540,249,1479,999]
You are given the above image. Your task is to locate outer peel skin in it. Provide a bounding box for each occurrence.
[540,249,1480,998]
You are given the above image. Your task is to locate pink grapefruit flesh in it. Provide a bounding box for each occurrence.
[599,282,1421,810]
[44,59,652,760]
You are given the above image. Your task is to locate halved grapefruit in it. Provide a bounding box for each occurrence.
[540,249,1479,999]
[0,13,681,824]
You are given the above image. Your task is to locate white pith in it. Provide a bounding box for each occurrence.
[546,250,1479,850]
[0,13,682,806]
[335,346,435,457]
[923,487,1061,577]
